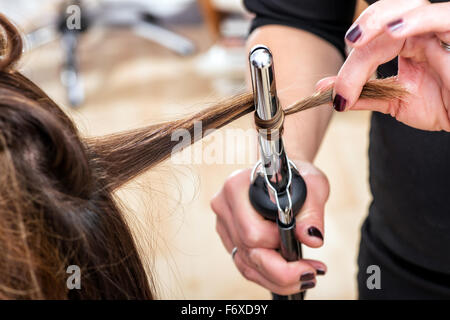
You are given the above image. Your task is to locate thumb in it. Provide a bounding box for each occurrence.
[292,161,330,248]
[315,76,401,114]
[347,97,401,115]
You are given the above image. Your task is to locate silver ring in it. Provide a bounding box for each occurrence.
[231,247,238,260]
[440,40,450,52]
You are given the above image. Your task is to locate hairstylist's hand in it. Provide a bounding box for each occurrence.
[323,0,450,131]
[210,161,329,295]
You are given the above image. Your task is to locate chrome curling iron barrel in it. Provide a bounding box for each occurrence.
[248,45,307,300]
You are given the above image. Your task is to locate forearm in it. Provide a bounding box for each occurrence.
[247,25,344,162]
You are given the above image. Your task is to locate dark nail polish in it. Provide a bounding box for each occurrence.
[316,269,326,276]
[346,25,362,43]
[300,281,316,291]
[308,227,324,240]
[300,272,315,282]
[333,94,347,112]
[387,19,403,32]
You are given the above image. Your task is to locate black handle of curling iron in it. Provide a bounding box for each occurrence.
[277,221,303,300]
[249,168,307,300]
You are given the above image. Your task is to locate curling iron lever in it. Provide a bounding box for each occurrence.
[248,45,307,300]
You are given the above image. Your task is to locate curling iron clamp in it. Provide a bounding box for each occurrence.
[248,45,307,300]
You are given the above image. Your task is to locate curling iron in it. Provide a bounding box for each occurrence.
[248,45,307,300]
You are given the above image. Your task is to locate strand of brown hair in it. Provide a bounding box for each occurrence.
[89,78,407,190]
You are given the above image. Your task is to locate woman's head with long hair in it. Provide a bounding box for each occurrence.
[0,13,407,299]
[0,14,154,299]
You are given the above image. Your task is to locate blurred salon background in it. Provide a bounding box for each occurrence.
[2,0,369,299]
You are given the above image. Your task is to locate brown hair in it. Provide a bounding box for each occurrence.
[0,15,153,299]
[0,14,407,299]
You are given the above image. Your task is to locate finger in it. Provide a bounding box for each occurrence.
[333,32,404,111]
[315,76,336,93]
[223,169,279,249]
[385,3,450,39]
[215,217,234,253]
[437,32,450,45]
[305,259,328,276]
[426,38,450,91]
[293,161,329,248]
[211,189,240,247]
[211,188,245,253]
[427,35,450,90]
[346,97,399,115]
[345,0,425,47]
[234,249,312,295]
[317,75,403,115]
[212,192,259,268]
[248,247,324,286]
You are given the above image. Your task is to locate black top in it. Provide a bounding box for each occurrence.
[244,0,450,277]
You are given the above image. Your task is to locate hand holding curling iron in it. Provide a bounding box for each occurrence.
[210,160,329,296]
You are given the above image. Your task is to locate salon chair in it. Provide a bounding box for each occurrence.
[27,0,196,107]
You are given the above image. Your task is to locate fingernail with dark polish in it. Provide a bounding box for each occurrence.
[300,281,316,291]
[316,269,326,276]
[300,272,315,282]
[308,227,324,240]
[333,94,347,112]
[346,25,362,43]
[387,19,403,32]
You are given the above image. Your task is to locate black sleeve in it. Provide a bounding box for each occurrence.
[243,0,357,58]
